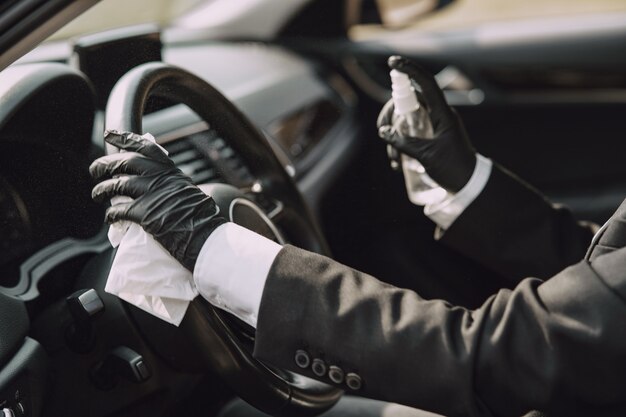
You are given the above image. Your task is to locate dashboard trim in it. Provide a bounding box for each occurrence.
[0,229,110,300]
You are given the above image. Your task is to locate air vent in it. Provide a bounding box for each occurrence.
[160,127,255,186]
[207,135,254,184]
[161,135,220,184]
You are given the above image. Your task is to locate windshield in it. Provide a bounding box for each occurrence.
[49,0,206,41]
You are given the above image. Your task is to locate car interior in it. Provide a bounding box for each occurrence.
[1,0,626,416]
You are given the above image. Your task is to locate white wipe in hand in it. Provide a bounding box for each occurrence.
[105,133,198,326]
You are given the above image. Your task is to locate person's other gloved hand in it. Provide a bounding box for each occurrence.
[377,55,477,193]
[586,199,626,262]
[89,131,227,271]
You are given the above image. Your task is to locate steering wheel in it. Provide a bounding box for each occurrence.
[104,62,343,416]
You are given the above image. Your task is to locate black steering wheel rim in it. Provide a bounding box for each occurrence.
[104,62,342,416]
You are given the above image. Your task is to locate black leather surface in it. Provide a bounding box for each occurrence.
[0,292,28,367]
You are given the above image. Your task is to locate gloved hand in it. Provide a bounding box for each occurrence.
[89,131,227,271]
[377,55,477,193]
[586,199,626,262]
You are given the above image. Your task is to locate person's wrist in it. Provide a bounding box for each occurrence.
[182,216,229,271]
[426,151,477,193]
[454,152,478,192]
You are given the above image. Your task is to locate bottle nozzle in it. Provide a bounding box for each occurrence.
[390,70,419,115]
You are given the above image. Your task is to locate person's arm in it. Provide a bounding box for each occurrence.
[91,129,626,417]
[253,243,626,417]
[377,57,597,283]
[192,221,281,327]
[437,163,597,283]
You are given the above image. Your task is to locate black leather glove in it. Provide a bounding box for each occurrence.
[89,131,227,271]
[377,55,477,193]
[586,199,626,262]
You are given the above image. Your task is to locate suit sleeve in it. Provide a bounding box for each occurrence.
[439,164,597,284]
[254,245,626,417]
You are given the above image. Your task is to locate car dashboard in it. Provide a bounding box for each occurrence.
[0,30,359,417]
[0,33,359,291]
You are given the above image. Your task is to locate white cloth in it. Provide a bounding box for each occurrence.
[105,133,197,326]
[106,223,198,326]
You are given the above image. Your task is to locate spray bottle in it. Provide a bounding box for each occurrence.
[388,70,448,206]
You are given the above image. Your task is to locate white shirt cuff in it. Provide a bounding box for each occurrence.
[424,154,492,231]
[193,222,282,328]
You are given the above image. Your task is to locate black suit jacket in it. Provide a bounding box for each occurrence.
[253,165,626,417]
[440,165,597,283]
